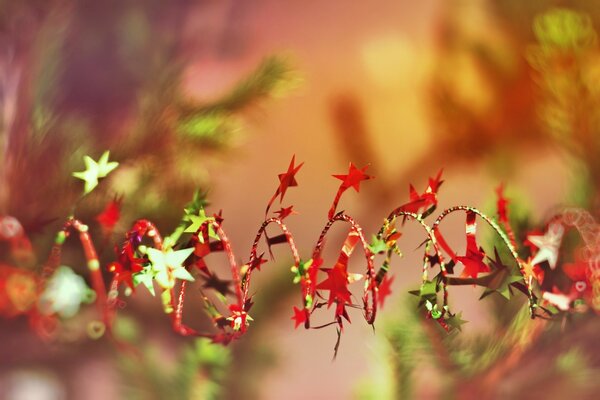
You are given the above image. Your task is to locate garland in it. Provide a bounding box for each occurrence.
[1,152,599,354]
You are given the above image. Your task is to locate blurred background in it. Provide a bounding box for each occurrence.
[1,0,600,399]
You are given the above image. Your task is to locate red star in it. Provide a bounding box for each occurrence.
[249,253,268,271]
[456,247,490,279]
[333,163,372,192]
[427,169,444,193]
[275,206,297,220]
[316,232,359,306]
[96,196,122,232]
[397,171,443,216]
[317,267,352,306]
[266,156,304,216]
[277,155,304,202]
[108,261,135,291]
[455,211,490,279]
[377,275,395,308]
[291,306,307,329]
[495,184,509,224]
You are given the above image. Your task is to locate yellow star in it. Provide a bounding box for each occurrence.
[146,247,195,289]
[73,151,119,194]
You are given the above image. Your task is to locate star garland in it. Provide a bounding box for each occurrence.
[1,153,599,355]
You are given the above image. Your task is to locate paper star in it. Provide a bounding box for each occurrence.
[456,211,490,279]
[456,247,490,279]
[397,170,442,216]
[265,156,304,216]
[133,266,156,295]
[528,223,564,269]
[291,306,307,329]
[328,164,372,218]
[72,151,119,194]
[368,235,388,254]
[542,290,572,311]
[377,274,395,308]
[202,273,233,297]
[228,304,253,332]
[249,253,268,272]
[446,312,467,332]
[291,259,313,284]
[278,156,303,200]
[185,208,219,242]
[146,247,195,289]
[480,249,522,299]
[427,169,444,193]
[275,206,297,220]
[333,163,372,192]
[317,267,352,306]
[495,184,510,224]
[38,266,93,318]
[96,196,122,233]
[520,257,544,284]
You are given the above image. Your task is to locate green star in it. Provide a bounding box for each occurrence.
[446,312,467,332]
[72,151,119,194]
[368,235,388,254]
[291,258,313,284]
[147,247,195,289]
[184,208,219,242]
[420,280,437,297]
[133,266,156,296]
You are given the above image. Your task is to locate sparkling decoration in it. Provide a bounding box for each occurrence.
[0,154,599,354]
[38,266,95,318]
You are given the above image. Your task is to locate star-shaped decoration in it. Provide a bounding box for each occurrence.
[249,253,268,272]
[202,273,233,297]
[377,274,395,308]
[278,156,303,201]
[495,184,510,224]
[368,235,388,254]
[38,266,94,318]
[146,247,195,289]
[133,266,156,295]
[228,303,253,332]
[446,312,467,332]
[328,163,373,218]
[333,162,373,192]
[108,261,135,291]
[520,257,544,284]
[426,169,444,193]
[419,280,437,298]
[456,211,490,279]
[291,258,313,284]
[275,206,297,220]
[480,249,523,299]
[542,290,572,311]
[96,196,122,233]
[183,190,209,216]
[527,223,564,269]
[317,267,352,306]
[72,151,119,194]
[184,208,219,242]
[291,306,307,329]
[456,246,489,279]
[266,156,304,216]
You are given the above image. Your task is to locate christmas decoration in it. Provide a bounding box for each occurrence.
[1,154,598,357]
